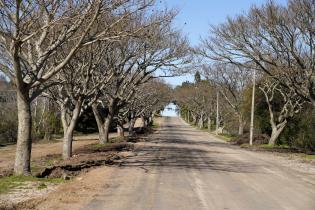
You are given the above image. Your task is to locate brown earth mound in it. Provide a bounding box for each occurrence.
[36,142,134,179]
[232,133,269,145]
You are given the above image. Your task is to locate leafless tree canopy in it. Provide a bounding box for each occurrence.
[199,0,315,107]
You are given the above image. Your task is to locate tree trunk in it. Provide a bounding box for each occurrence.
[238,114,245,135]
[61,100,82,159]
[207,117,211,131]
[103,114,113,144]
[102,99,117,144]
[44,130,51,141]
[141,116,147,128]
[92,103,107,144]
[269,121,287,145]
[117,123,124,137]
[148,115,153,126]
[14,90,32,175]
[198,113,204,129]
[192,113,197,125]
[63,129,73,159]
[129,117,136,135]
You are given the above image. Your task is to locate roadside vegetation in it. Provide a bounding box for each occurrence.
[175,0,315,155]
[0,0,186,176]
[0,176,64,194]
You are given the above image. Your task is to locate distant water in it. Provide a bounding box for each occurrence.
[161,103,178,117]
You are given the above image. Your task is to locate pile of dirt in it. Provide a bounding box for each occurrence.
[75,142,133,154]
[36,152,121,179]
[35,142,135,179]
[232,133,269,145]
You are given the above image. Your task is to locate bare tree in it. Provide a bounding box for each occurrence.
[259,77,304,145]
[47,43,113,159]
[0,0,152,174]
[174,80,217,130]
[200,0,315,107]
[92,10,190,143]
[126,79,172,133]
[203,63,251,135]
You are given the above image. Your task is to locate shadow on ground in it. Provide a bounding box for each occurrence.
[119,120,266,174]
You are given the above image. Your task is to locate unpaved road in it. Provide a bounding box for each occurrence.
[37,117,315,210]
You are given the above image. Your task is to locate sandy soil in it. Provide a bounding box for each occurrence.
[0,134,99,171]
[0,142,136,210]
[30,117,315,210]
[0,118,144,172]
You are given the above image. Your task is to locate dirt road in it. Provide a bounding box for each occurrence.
[37,117,315,210]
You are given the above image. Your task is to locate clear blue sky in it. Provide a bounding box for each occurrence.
[162,0,287,87]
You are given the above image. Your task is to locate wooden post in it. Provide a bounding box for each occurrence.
[249,68,256,145]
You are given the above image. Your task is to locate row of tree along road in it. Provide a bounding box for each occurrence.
[0,0,314,176]
[0,0,190,175]
[175,0,315,152]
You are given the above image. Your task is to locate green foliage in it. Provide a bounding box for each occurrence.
[279,105,315,151]
[194,71,201,83]
[0,105,18,144]
[258,144,290,149]
[37,183,47,189]
[75,107,98,134]
[299,154,315,160]
[241,83,315,151]
[32,101,62,141]
[151,121,159,129]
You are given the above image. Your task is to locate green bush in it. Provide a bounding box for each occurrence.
[0,104,18,144]
[279,105,315,151]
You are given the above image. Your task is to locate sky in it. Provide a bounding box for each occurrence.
[161,0,287,87]
[161,103,178,117]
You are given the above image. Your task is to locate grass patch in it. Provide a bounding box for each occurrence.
[45,156,63,166]
[218,133,235,142]
[258,144,290,149]
[89,143,111,149]
[109,136,126,143]
[37,183,47,190]
[31,163,43,174]
[88,136,127,150]
[240,143,250,148]
[298,154,315,160]
[35,139,60,144]
[151,122,159,129]
[0,175,64,194]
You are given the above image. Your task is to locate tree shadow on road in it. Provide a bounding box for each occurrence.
[120,144,265,174]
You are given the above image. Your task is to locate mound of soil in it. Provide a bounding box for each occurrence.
[36,152,121,179]
[36,142,135,179]
[75,142,133,154]
[232,133,269,145]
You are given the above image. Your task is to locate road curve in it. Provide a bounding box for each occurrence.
[84,117,315,210]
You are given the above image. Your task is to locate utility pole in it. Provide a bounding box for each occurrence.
[216,90,219,135]
[249,68,256,145]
